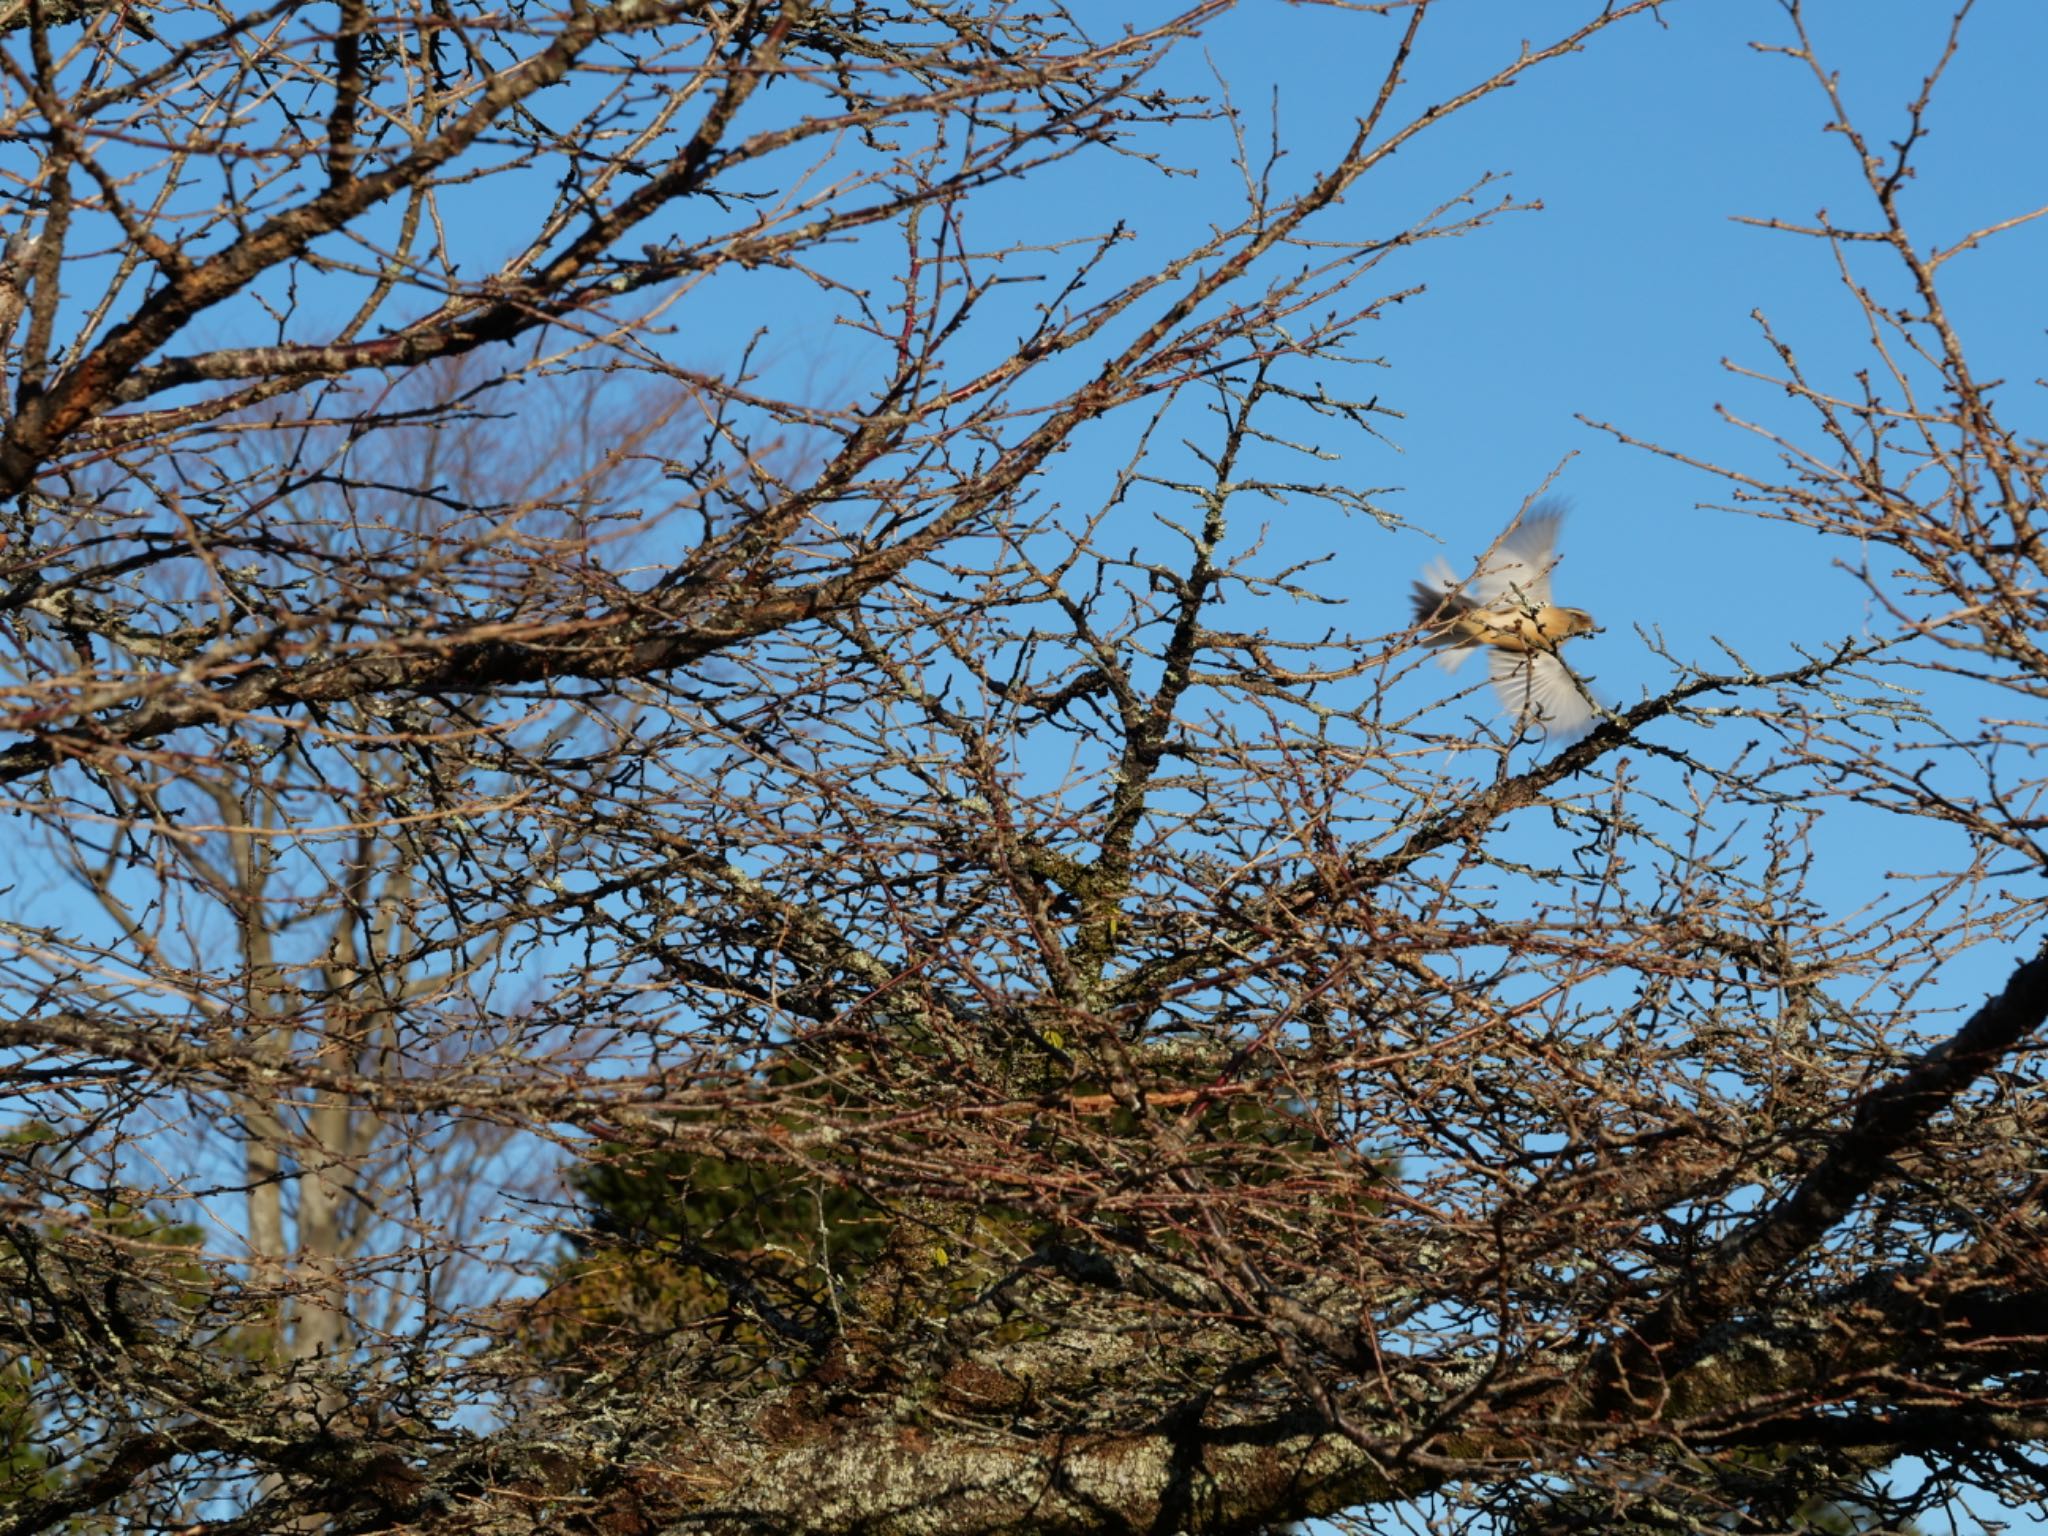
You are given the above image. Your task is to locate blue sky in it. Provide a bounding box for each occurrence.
[1165,0,2048,670]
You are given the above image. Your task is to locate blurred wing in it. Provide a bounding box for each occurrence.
[1467,501,1565,610]
[1419,556,1461,593]
[1488,648,1594,733]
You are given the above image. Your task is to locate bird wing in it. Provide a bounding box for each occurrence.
[1466,501,1564,612]
[1488,647,1594,733]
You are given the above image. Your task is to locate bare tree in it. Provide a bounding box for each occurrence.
[1,0,2044,1532]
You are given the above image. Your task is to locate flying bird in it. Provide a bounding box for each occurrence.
[1410,502,1598,733]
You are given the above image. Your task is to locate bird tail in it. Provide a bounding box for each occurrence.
[1411,575,1476,672]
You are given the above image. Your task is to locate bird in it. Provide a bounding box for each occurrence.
[1410,501,1598,733]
